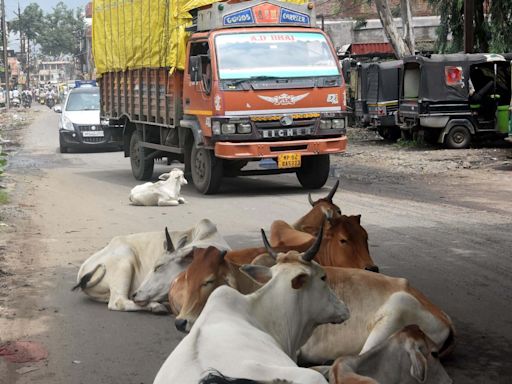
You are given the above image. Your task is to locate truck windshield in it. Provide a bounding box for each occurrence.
[66,92,100,111]
[215,32,339,80]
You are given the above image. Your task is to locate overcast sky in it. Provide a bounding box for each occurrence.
[6,0,88,20]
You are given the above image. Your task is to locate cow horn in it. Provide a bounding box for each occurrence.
[308,193,315,206]
[326,180,340,202]
[165,227,174,252]
[260,229,278,260]
[302,222,324,262]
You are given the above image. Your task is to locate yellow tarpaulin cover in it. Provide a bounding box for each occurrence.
[92,0,307,75]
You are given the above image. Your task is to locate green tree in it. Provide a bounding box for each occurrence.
[9,3,45,43]
[429,0,511,53]
[37,2,85,57]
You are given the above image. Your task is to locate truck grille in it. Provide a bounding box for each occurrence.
[255,118,316,140]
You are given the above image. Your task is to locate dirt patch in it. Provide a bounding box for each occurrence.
[0,341,48,364]
[330,127,512,214]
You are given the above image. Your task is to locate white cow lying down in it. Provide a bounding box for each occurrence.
[129,168,187,206]
[72,218,230,313]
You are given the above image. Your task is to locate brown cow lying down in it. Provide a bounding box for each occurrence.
[293,180,342,235]
[169,234,455,364]
[329,325,453,384]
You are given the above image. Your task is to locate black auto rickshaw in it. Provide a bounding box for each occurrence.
[354,62,371,127]
[366,60,402,141]
[398,53,511,148]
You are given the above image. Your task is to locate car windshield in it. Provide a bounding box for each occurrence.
[65,92,99,111]
[215,32,339,80]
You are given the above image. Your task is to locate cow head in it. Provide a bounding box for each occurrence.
[131,227,192,305]
[321,209,379,272]
[240,224,350,355]
[174,247,232,333]
[330,325,452,384]
[159,168,188,185]
[294,180,342,235]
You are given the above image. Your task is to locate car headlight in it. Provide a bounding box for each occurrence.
[62,116,74,131]
[237,123,251,134]
[332,119,345,129]
[319,119,332,129]
[221,123,236,134]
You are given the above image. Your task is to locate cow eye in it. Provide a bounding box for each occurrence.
[202,280,214,287]
[339,239,348,244]
[321,275,327,281]
[431,351,439,359]
[154,264,163,272]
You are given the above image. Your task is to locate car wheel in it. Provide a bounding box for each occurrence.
[445,126,471,149]
[59,145,68,153]
[296,154,330,189]
[191,146,223,194]
[130,130,154,180]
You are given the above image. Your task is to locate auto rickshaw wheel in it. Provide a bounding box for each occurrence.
[445,126,471,149]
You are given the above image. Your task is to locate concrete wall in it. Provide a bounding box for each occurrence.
[319,16,440,51]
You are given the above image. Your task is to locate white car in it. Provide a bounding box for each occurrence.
[56,86,122,153]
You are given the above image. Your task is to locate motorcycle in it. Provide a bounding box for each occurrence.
[46,96,55,109]
[22,94,32,108]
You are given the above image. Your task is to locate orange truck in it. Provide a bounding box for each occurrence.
[94,0,347,194]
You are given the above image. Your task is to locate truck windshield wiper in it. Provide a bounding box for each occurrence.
[227,76,284,86]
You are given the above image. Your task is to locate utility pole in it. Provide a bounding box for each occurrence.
[1,0,9,108]
[464,0,474,53]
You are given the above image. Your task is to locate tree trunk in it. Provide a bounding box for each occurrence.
[374,0,412,58]
[400,0,415,54]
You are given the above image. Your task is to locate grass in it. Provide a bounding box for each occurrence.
[0,190,8,204]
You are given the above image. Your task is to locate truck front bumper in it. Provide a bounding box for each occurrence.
[214,136,347,159]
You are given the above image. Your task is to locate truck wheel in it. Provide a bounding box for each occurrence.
[445,126,471,149]
[191,146,223,194]
[296,154,330,190]
[130,131,154,180]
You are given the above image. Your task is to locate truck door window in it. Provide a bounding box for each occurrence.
[189,42,211,94]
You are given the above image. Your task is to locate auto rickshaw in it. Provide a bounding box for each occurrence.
[354,62,371,127]
[398,53,511,148]
[366,60,402,141]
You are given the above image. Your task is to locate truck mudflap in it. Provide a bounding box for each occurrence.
[214,137,347,159]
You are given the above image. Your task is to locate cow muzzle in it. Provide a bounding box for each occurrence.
[131,292,149,306]
[175,318,188,333]
[365,265,379,273]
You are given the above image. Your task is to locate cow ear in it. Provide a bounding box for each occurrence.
[291,273,309,290]
[159,172,171,181]
[240,265,272,285]
[251,253,277,267]
[407,341,427,383]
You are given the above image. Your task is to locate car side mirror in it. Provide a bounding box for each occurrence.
[190,56,203,82]
[54,105,62,113]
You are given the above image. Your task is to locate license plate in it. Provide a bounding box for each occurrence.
[82,131,104,137]
[278,153,301,169]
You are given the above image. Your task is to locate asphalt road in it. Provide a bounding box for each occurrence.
[1,106,511,383]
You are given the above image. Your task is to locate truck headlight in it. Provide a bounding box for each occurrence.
[212,121,221,135]
[319,119,332,129]
[100,119,109,126]
[221,123,236,134]
[237,123,251,134]
[332,119,345,129]
[62,116,75,131]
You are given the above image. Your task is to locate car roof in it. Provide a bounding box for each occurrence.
[68,87,99,94]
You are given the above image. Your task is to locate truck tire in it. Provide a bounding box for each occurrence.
[191,146,223,194]
[130,131,154,180]
[377,126,401,142]
[444,125,471,149]
[296,154,330,190]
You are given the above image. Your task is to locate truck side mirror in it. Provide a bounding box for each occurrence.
[190,56,203,82]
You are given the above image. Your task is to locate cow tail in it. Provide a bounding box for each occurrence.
[439,323,456,358]
[71,264,106,291]
[200,371,294,384]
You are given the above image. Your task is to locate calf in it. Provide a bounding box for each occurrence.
[153,228,349,384]
[330,325,453,384]
[129,168,187,206]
